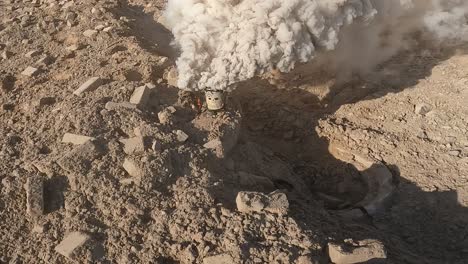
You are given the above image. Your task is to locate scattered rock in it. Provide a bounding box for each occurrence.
[25,50,41,58]
[414,103,432,116]
[62,133,95,145]
[24,176,44,219]
[121,136,145,154]
[102,26,113,32]
[175,130,189,142]
[83,29,98,38]
[236,190,289,215]
[203,253,234,264]
[158,108,173,124]
[66,44,83,51]
[123,158,144,178]
[21,66,39,77]
[328,239,387,264]
[55,231,91,260]
[129,85,151,107]
[73,77,102,96]
[164,67,178,86]
[105,101,137,111]
[57,141,102,177]
[36,54,54,65]
[38,97,56,106]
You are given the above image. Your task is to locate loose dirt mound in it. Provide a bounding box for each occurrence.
[1,1,467,263]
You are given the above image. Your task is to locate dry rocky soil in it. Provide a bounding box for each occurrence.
[1,1,468,263]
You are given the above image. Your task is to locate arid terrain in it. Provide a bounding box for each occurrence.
[1,1,467,263]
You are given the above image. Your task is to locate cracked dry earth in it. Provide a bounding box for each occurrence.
[1,0,468,264]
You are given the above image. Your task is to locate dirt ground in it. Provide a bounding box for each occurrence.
[1,1,467,263]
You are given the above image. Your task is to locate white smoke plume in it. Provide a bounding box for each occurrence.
[163,0,468,92]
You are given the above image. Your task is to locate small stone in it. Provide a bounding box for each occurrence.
[123,158,144,178]
[203,254,234,264]
[21,66,39,77]
[32,223,45,233]
[157,109,173,124]
[36,55,54,65]
[164,67,178,86]
[73,77,102,96]
[129,85,151,106]
[328,239,387,264]
[83,29,98,38]
[415,103,432,116]
[24,176,44,219]
[102,26,113,32]
[104,102,137,111]
[66,44,83,51]
[448,150,461,156]
[25,50,41,58]
[121,136,145,154]
[236,190,289,215]
[62,133,95,145]
[94,24,105,31]
[175,130,189,142]
[55,232,91,259]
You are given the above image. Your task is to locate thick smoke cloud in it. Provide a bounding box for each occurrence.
[164,0,468,91]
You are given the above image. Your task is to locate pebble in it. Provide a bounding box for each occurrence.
[73,77,102,96]
[55,232,91,259]
[123,158,144,178]
[66,44,83,51]
[102,26,113,32]
[236,190,289,215]
[36,54,54,65]
[328,239,387,264]
[25,50,41,58]
[83,29,98,38]
[157,109,173,124]
[121,136,145,154]
[24,176,44,219]
[62,133,95,145]
[415,103,432,116]
[1,50,11,59]
[129,85,151,107]
[175,130,189,142]
[21,66,39,77]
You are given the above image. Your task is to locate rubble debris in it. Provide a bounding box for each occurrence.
[73,77,102,96]
[236,190,289,215]
[414,103,432,116]
[129,85,151,107]
[157,108,173,124]
[25,50,41,57]
[175,130,189,142]
[24,177,44,219]
[120,136,145,154]
[328,239,387,264]
[1,50,11,60]
[123,158,144,178]
[36,54,54,65]
[57,141,102,177]
[62,133,95,145]
[83,29,98,38]
[21,66,39,77]
[66,44,83,51]
[55,231,91,259]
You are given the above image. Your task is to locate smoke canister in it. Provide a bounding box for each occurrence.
[205,90,225,110]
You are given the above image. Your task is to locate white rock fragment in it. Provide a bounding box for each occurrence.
[21,66,39,77]
[25,50,41,57]
[121,136,145,154]
[123,158,144,178]
[129,85,151,106]
[24,177,44,219]
[62,133,95,145]
[105,101,137,111]
[73,77,102,96]
[236,190,289,215]
[415,103,432,116]
[83,29,98,38]
[175,130,189,142]
[157,109,173,124]
[36,55,54,65]
[94,24,105,31]
[102,26,113,32]
[203,254,234,264]
[328,239,387,264]
[66,44,83,51]
[55,232,91,259]
[2,50,11,59]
